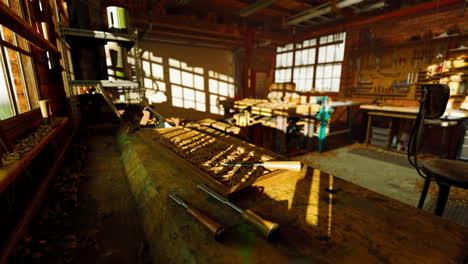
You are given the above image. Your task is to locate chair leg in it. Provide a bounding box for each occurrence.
[418,175,432,209]
[435,182,451,216]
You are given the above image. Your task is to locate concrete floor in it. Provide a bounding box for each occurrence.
[293,143,468,227]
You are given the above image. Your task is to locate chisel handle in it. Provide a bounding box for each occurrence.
[241,209,279,239]
[262,161,302,171]
[186,206,225,240]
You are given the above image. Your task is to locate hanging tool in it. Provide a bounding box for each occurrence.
[169,194,225,240]
[197,184,279,240]
[222,160,301,172]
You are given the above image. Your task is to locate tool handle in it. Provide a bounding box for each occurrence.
[263,161,301,171]
[186,206,225,240]
[241,209,279,240]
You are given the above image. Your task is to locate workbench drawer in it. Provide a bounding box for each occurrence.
[372,126,390,135]
[371,133,388,141]
[370,138,387,147]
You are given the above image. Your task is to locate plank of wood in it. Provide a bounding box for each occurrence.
[360,104,419,114]
[0,2,58,53]
[0,118,68,193]
[0,125,73,264]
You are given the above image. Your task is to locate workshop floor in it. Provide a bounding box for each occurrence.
[294,143,468,227]
[12,125,150,264]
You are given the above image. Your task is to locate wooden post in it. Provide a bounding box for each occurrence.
[243,29,254,98]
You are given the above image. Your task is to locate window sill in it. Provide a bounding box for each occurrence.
[0,117,69,193]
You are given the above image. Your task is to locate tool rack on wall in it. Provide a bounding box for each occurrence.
[350,32,468,100]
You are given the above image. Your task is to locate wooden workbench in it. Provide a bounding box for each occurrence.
[118,128,468,264]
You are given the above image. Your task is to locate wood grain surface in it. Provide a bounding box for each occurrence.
[119,129,468,264]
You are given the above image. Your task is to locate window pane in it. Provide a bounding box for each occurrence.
[335,43,345,61]
[20,54,38,109]
[142,61,150,75]
[0,55,14,119]
[181,71,193,87]
[169,68,181,84]
[326,45,335,62]
[194,75,204,90]
[152,63,164,79]
[171,85,182,98]
[209,79,218,93]
[219,81,228,96]
[318,46,327,63]
[5,48,28,113]
[169,59,180,68]
[195,91,205,103]
[285,52,293,66]
[144,77,152,88]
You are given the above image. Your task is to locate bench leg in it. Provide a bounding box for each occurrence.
[418,175,432,209]
[435,182,451,216]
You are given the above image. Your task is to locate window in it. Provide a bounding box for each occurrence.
[274,32,346,92]
[208,71,235,115]
[274,44,294,83]
[0,1,40,119]
[140,51,167,103]
[169,59,206,112]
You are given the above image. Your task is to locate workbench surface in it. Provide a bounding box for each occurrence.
[119,128,468,264]
[360,104,468,119]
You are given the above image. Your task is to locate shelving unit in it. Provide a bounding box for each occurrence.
[59,26,143,123]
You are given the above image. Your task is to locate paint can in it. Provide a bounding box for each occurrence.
[106,6,128,33]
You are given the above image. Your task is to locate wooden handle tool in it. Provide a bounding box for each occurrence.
[197,184,279,240]
[222,160,302,172]
[169,194,224,240]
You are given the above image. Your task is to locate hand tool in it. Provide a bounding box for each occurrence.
[197,184,279,239]
[169,193,225,240]
[221,160,301,172]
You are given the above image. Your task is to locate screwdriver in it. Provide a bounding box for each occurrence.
[169,194,225,240]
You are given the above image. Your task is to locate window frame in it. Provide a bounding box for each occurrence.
[274,32,346,93]
[0,0,41,119]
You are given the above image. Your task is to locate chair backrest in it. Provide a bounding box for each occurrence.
[422,84,450,119]
[408,84,450,176]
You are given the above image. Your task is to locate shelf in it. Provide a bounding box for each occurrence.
[0,2,58,53]
[69,80,139,88]
[63,28,136,49]
[0,118,69,193]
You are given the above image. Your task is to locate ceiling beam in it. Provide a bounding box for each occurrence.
[330,0,363,20]
[286,0,364,25]
[148,29,243,45]
[300,0,462,40]
[356,1,386,13]
[239,0,278,17]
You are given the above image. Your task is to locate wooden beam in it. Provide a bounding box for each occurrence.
[330,0,363,20]
[243,29,254,98]
[134,18,290,45]
[239,0,278,17]
[147,29,243,45]
[216,0,290,16]
[301,0,463,39]
[0,1,58,53]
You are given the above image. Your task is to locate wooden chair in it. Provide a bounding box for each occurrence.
[408,84,468,216]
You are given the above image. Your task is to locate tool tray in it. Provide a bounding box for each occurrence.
[152,125,286,196]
